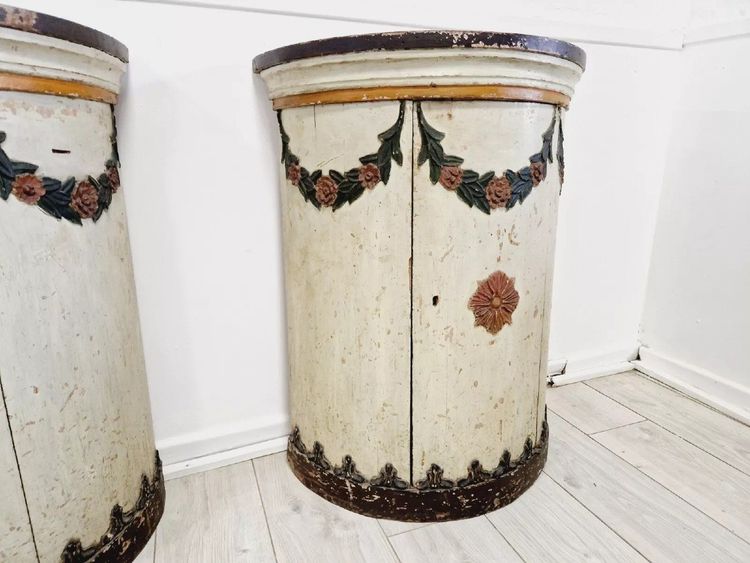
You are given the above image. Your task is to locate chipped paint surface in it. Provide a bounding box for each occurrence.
[0,91,155,562]
[0,4,127,62]
[280,101,412,481]
[278,100,560,484]
[260,47,583,102]
[264,39,575,518]
[61,454,164,563]
[253,31,585,73]
[412,101,560,479]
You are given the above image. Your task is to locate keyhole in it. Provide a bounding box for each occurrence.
[432,295,439,306]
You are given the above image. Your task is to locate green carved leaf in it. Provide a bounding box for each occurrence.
[0,147,14,179]
[0,176,10,200]
[442,155,464,167]
[474,195,491,215]
[329,170,344,184]
[12,161,38,175]
[429,159,441,184]
[478,171,495,187]
[457,184,474,208]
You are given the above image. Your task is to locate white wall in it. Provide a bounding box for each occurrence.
[638,28,750,423]
[15,0,687,469]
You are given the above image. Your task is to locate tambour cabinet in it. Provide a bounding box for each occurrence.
[0,6,162,562]
[255,31,585,521]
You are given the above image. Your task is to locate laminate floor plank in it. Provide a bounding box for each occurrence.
[547,380,644,434]
[379,518,431,536]
[594,420,750,542]
[145,373,750,562]
[389,516,522,562]
[253,452,397,563]
[488,473,646,562]
[155,461,275,563]
[588,372,750,474]
[545,412,750,562]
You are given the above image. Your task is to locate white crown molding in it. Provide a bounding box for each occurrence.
[119,0,686,50]
[683,18,750,45]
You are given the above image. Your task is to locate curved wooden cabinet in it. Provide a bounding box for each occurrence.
[0,6,162,562]
[255,31,585,522]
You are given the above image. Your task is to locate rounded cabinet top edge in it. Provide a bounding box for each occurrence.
[253,30,586,74]
[0,4,128,62]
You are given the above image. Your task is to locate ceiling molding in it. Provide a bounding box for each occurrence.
[119,0,686,50]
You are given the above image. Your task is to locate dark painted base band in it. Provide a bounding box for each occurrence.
[61,451,165,563]
[287,427,547,522]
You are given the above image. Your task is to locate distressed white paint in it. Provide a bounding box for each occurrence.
[0,25,155,562]
[260,48,583,99]
[262,41,581,487]
[411,101,560,479]
[0,27,125,93]
[280,101,412,477]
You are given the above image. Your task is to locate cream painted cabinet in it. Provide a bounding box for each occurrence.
[257,31,584,521]
[0,6,162,562]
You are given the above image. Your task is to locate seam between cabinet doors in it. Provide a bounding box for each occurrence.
[409,100,415,485]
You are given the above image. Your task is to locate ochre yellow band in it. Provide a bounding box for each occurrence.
[0,72,117,104]
[272,85,569,110]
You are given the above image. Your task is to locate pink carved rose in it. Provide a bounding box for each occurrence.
[358,163,381,190]
[315,176,338,207]
[530,161,546,186]
[70,179,99,219]
[485,176,511,209]
[287,164,301,186]
[12,174,45,204]
[439,166,463,191]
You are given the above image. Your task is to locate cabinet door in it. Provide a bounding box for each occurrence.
[411,101,559,480]
[0,93,155,561]
[280,101,413,478]
[0,396,36,562]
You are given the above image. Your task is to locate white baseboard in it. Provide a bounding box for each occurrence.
[547,358,567,377]
[633,347,750,426]
[162,435,288,480]
[548,346,638,386]
[158,348,641,479]
[551,362,634,386]
[157,416,290,479]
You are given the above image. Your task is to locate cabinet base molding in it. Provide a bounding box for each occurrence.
[287,422,547,522]
[61,452,165,563]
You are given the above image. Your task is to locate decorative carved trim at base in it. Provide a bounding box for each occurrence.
[287,419,548,522]
[60,451,165,563]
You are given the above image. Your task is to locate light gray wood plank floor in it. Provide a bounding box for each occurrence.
[147,371,750,562]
